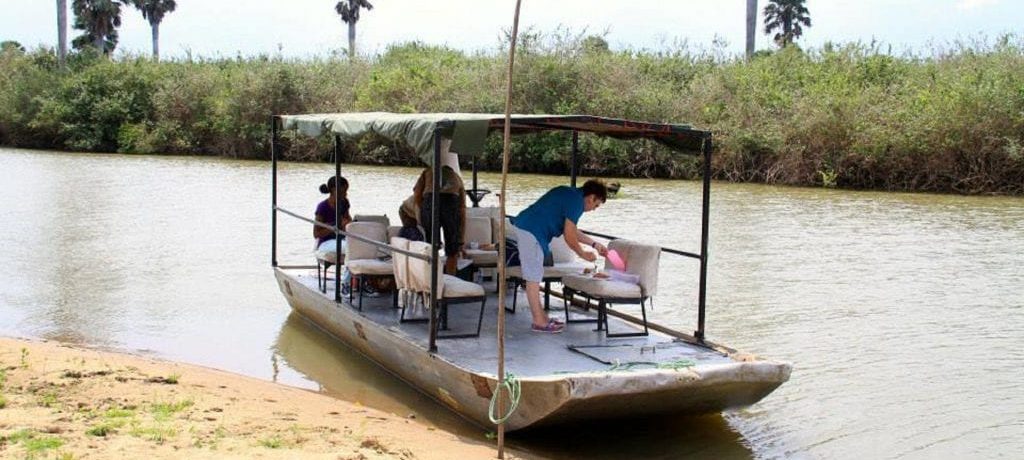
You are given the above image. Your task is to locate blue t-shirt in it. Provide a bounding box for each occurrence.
[315,198,350,245]
[512,186,584,256]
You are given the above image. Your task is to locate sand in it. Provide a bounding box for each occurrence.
[0,337,504,459]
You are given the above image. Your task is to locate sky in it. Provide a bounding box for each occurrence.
[2,0,1022,59]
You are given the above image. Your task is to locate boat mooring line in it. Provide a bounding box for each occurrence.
[487,371,521,425]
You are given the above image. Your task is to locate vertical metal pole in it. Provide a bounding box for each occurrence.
[471,157,480,208]
[428,130,442,352]
[696,135,713,341]
[334,135,342,303]
[570,131,579,187]
[271,116,279,267]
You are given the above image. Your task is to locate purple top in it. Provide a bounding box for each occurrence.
[315,198,350,245]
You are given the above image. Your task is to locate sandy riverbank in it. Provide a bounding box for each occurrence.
[0,337,504,459]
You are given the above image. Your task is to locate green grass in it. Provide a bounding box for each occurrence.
[104,407,135,419]
[258,436,284,449]
[129,424,177,443]
[2,429,64,454]
[86,423,116,437]
[37,391,58,408]
[0,394,7,409]
[151,399,193,421]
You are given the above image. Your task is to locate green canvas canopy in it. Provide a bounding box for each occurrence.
[279,112,710,164]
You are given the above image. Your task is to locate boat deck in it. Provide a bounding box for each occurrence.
[283,268,733,377]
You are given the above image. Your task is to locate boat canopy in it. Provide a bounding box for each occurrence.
[279,112,710,164]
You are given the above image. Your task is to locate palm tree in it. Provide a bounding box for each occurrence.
[129,0,176,61]
[745,0,757,59]
[57,0,68,68]
[763,0,811,48]
[335,0,374,58]
[70,0,122,55]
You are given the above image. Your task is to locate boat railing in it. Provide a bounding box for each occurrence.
[580,229,701,260]
[275,206,431,262]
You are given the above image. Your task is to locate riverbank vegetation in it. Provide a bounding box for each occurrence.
[1,33,1022,194]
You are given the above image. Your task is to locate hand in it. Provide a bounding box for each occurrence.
[593,242,608,256]
[581,251,597,262]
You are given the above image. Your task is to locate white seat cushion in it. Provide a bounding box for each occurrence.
[442,274,485,298]
[506,261,587,280]
[316,249,341,264]
[562,274,643,299]
[346,259,394,276]
[464,249,498,266]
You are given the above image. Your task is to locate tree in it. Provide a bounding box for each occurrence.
[335,0,373,58]
[763,0,811,48]
[129,0,176,61]
[1,41,26,53]
[745,0,757,59]
[71,0,122,55]
[57,0,68,68]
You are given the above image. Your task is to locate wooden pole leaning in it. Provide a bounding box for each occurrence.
[496,1,523,457]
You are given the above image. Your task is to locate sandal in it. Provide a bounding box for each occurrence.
[531,320,565,334]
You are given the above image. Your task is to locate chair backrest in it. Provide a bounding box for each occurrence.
[550,235,577,264]
[387,225,402,240]
[466,206,502,243]
[606,239,661,297]
[354,214,390,228]
[390,236,410,291]
[465,216,492,246]
[407,241,444,298]
[346,221,388,260]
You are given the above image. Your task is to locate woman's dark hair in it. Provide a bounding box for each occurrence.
[319,175,349,194]
[580,179,608,202]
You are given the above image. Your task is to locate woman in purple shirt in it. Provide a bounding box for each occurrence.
[314,176,352,253]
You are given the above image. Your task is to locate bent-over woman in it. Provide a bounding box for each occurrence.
[415,166,466,275]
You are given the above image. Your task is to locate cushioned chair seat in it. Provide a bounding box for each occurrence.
[464,249,498,266]
[346,258,394,276]
[506,262,587,280]
[562,274,643,299]
[443,274,485,298]
[316,248,341,264]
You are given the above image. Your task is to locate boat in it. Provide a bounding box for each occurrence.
[269,112,791,431]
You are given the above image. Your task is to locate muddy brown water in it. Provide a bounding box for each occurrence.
[1,148,1022,459]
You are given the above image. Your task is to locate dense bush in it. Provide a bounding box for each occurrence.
[1,35,1022,194]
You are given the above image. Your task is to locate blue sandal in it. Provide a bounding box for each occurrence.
[531,320,565,334]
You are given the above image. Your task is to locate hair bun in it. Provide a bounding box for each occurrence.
[319,184,329,194]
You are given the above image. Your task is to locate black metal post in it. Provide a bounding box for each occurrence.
[334,135,342,303]
[471,158,479,208]
[271,116,279,267]
[570,131,579,187]
[428,130,442,352]
[696,135,713,341]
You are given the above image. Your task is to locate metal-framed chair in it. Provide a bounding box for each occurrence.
[344,221,394,310]
[406,241,487,339]
[562,239,660,337]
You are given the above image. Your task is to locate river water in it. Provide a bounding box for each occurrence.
[1,148,1021,459]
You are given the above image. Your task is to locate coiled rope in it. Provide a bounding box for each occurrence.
[488,371,522,425]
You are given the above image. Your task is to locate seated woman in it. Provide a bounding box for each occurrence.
[415,166,466,275]
[398,195,424,242]
[314,176,352,291]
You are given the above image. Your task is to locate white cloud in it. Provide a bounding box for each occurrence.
[956,0,1000,10]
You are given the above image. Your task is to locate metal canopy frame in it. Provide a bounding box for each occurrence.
[270,114,714,352]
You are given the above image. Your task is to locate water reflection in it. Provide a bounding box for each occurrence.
[272,312,479,435]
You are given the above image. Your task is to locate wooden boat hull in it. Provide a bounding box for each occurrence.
[274,268,790,431]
